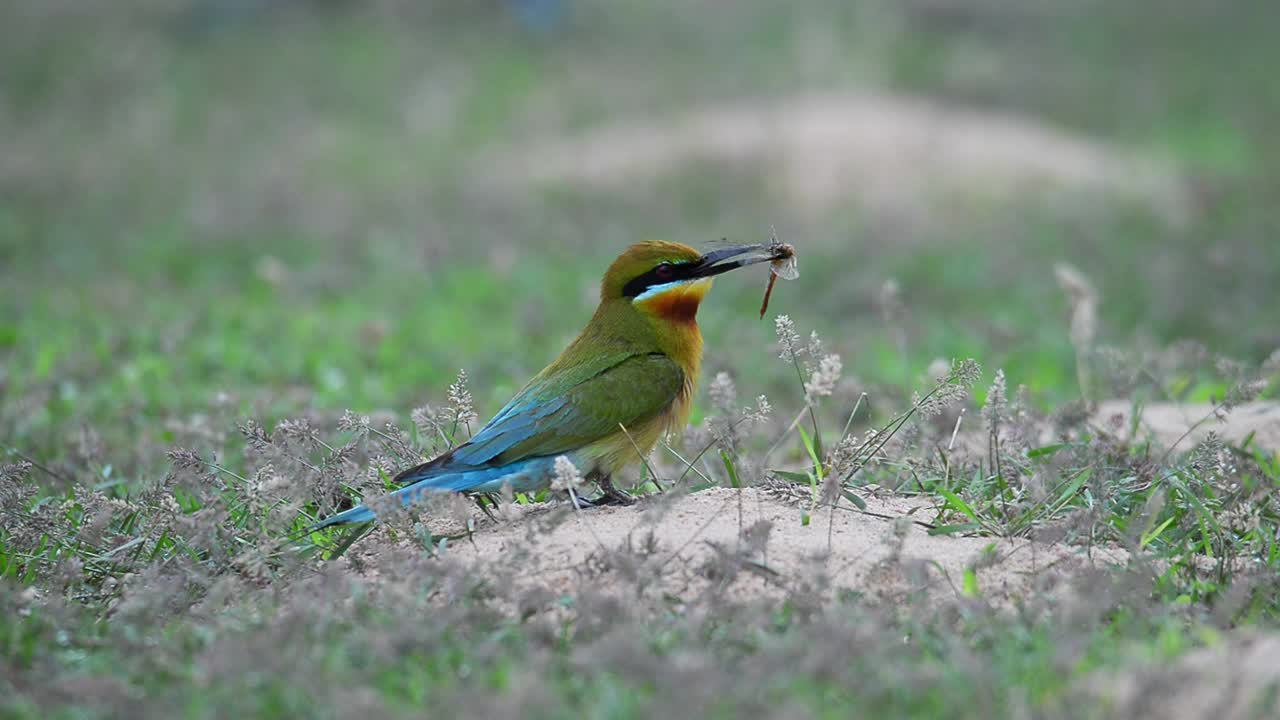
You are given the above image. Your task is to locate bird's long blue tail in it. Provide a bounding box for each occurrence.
[307,455,562,532]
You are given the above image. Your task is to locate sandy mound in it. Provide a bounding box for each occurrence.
[345,400,1279,604]
[479,91,1186,220]
[366,486,1126,605]
[1093,401,1280,451]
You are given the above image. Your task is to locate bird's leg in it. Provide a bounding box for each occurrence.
[591,472,637,506]
[564,491,596,510]
[472,493,499,520]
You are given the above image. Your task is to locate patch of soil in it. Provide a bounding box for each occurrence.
[347,400,1279,604]
[1093,401,1280,451]
[355,487,1125,605]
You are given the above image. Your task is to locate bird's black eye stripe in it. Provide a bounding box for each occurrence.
[622,261,697,297]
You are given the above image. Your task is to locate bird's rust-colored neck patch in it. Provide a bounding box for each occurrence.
[635,279,712,324]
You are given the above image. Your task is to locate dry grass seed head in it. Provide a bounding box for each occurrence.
[708,371,737,415]
[774,314,803,362]
[447,368,479,427]
[1221,377,1267,413]
[914,359,980,419]
[805,353,843,400]
[337,409,371,436]
[983,369,1009,435]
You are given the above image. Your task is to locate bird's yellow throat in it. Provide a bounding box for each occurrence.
[634,277,713,325]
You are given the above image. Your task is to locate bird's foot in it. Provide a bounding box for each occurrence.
[593,475,637,507]
[561,474,637,508]
[562,491,597,510]
[589,491,636,507]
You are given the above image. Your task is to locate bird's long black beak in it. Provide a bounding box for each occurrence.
[690,244,778,279]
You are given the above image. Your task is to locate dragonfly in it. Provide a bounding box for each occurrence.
[758,236,798,319]
[699,234,798,318]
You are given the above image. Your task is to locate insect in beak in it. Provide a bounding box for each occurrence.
[758,238,798,319]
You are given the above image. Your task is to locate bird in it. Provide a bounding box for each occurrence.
[310,240,781,530]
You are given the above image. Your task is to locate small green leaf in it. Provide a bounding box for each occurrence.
[841,489,867,510]
[1140,515,1177,549]
[928,522,981,536]
[720,449,742,489]
[1027,443,1069,459]
[939,489,979,523]
[798,425,824,481]
[962,568,981,597]
[1049,468,1091,513]
[772,470,812,485]
[328,522,374,559]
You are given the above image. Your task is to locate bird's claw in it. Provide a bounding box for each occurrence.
[594,475,637,506]
[559,483,636,509]
[590,490,636,506]
[562,491,635,509]
[563,492,596,510]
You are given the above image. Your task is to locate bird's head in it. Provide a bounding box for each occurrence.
[600,240,776,324]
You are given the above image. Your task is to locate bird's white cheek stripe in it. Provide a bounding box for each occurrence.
[632,278,710,302]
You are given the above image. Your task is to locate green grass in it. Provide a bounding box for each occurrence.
[3,1,1280,717]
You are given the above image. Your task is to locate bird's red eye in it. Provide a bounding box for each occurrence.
[655,263,675,280]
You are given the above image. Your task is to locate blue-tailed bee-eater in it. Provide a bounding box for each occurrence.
[312,241,785,529]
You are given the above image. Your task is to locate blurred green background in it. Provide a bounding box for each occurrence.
[3,0,1278,468]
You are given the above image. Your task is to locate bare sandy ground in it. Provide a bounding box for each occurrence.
[348,401,1279,605]
[477,91,1187,221]
[1093,400,1280,451]
[354,486,1125,606]
[344,400,1276,608]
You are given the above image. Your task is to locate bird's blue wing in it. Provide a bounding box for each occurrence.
[394,352,683,485]
[483,352,684,463]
